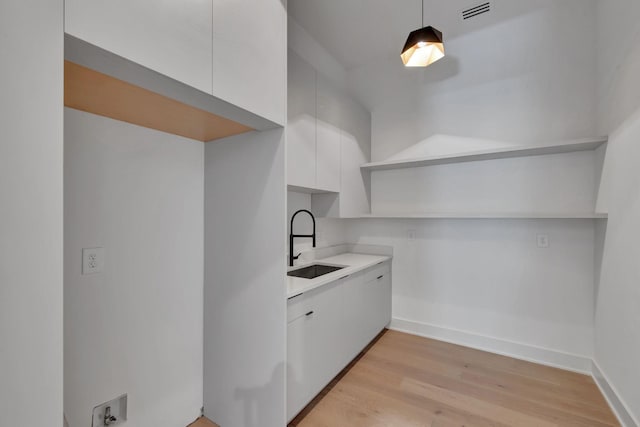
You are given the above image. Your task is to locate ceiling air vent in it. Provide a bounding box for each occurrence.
[462,2,491,20]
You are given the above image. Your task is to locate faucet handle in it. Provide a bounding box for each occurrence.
[292,252,302,260]
[104,406,117,426]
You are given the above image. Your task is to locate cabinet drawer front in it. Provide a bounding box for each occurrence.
[287,277,348,323]
[364,262,390,283]
[287,292,315,323]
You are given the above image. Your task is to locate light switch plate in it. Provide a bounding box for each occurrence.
[91,394,127,427]
[82,247,105,275]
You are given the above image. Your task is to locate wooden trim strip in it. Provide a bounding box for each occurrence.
[64,61,253,142]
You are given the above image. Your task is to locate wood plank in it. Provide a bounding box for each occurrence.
[360,352,615,424]
[64,61,253,142]
[290,330,620,427]
[345,361,614,427]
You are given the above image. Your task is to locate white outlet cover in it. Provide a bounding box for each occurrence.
[537,234,549,248]
[82,247,105,275]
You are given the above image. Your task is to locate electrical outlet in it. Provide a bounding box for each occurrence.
[82,247,105,275]
[92,394,127,427]
[536,234,549,248]
[407,229,416,241]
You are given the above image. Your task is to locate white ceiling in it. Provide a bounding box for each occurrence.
[288,0,548,71]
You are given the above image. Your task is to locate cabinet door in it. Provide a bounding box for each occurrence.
[316,123,341,192]
[312,279,347,385]
[212,0,286,125]
[65,0,213,94]
[373,271,392,333]
[287,51,317,189]
[362,278,381,343]
[340,97,371,217]
[341,272,370,360]
[287,312,317,421]
[316,74,342,192]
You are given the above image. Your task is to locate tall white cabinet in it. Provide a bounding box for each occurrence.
[315,74,344,193]
[64,1,289,426]
[65,0,213,94]
[288,51,319,189]
[1,1,63,426]
[65,0,286,125]
[212,0,287,126]
[204,130,287,427]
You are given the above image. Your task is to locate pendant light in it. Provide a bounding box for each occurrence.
[401,0,445,67]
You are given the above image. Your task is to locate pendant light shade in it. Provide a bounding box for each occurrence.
[401,0,444,67]
[401,26,445,67]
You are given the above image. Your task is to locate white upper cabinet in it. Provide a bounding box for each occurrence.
[339,96,371,217]
[65,0,213,94]
[315,74,342,193]
[287,50,371,214]
[212,0,287,126]
[287,51,343,193]
[311,95,371,218]
[66,0,287,125]
[315,123,341,192]
[288,51,317,189]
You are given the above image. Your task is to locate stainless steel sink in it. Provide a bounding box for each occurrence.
[287,264,344,279]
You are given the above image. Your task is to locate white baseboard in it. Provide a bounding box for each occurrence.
[389,317,593,374]
[592,360,639,427]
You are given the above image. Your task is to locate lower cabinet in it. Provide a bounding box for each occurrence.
[287,261,391,421]
[286,305,317,419]
[370,265,392,336]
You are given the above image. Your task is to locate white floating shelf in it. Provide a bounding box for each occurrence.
[361,137,608,171]
[287,184,338,195]
[358,212,608,219]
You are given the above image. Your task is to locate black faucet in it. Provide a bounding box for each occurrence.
[289,209,316,267]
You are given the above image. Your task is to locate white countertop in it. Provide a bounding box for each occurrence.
[287,253,391,298]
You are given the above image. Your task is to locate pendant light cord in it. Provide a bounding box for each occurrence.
[422,0,424,27]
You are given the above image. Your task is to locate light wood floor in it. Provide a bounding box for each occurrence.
[189,417,218,427]
[290,330,619,427]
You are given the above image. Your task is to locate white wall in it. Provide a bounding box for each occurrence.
[596,0,640,134]
[594,113,640,424]
[64,109,204,427]
[204,130,287,427]
[593,1,640,422]
[372,151,599,215]
[346,218,597,366]
[0,2,63,426]
[346,0,599,162]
